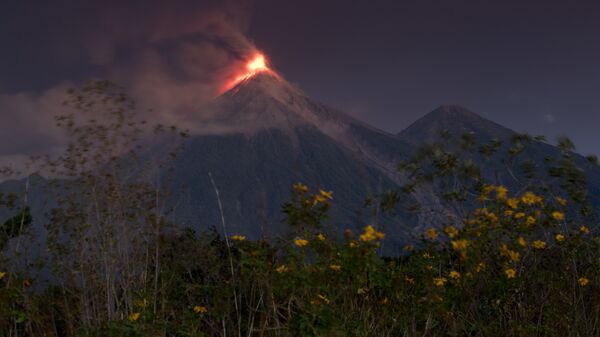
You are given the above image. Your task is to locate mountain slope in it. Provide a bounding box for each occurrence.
[210,72,414,172]
[166,72,419,253]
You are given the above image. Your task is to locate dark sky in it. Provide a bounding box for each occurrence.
[1,0,599,161]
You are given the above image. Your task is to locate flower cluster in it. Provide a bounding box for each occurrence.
[359,225,385,242]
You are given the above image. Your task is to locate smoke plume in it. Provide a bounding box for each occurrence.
[0,0,258,169]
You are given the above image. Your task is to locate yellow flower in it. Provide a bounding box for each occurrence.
[359,225,385,242]
[517,237,527,247]
[231,235,246,241]
[276,265,289,273]
[496,186,508,200]
[425,228,438,240]
[449,271,461,280]
[475,262,486,273]
[505,268,516,279]
[319,189,333,200]
[128,312,141,322]
[481,184,495,197]
[578,277,590,286]
[551,211,565,221]
[313,195,327,204]
[359,232,375,242]
[532,240,546,249]
[349,241,358,248]
[425,264,433,270]
[316,233,326,241]
[405,276,415,284]
[0,272,6,280]
[508,250,520,262]
[514,212,526,219]
[193,305,208,314]
[443,226,459,238]
[422,252,433,259]
[293,182,309,193]
[403,244,415,251]
[504,210,514,217]
[486,212,498,223]
[555,197,567,206]
[506,198,520,209]
[525,216,536,226]
[451,239,469,251]
[500,245,520,262]
[329,264,342,271]
[580,226,590,234]
[555,234,565,242]
[521,191,543,205]
[317,294,331,304]
[312,189,333,205]
[294,238,309,247]
[433,277,448,287]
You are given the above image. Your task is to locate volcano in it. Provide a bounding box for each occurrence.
[169,71,419,253]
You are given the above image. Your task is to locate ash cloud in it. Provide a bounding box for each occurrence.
[0,0,258,170]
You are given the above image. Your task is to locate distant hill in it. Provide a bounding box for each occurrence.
[397,104,514,145]
[397,103,600,215]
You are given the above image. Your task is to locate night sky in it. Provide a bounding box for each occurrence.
[1,0,599,163]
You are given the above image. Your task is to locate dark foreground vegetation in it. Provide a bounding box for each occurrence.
[1,81,600,336]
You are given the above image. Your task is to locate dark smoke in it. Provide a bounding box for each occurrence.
[0,0,258,169]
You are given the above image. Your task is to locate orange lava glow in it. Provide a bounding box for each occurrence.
[246,54,268,73]
[220,52,274,93]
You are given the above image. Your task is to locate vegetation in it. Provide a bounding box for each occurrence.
[1,81,600,336]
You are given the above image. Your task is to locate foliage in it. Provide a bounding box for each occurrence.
[2,183,600,336]
[0,207,31,251]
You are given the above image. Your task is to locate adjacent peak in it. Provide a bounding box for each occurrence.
[430,104,479,117]
[397,105,514,145]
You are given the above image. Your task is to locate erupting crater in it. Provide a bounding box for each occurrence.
[221,52,277,93]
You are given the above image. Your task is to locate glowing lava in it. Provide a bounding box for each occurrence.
[246,54,268,73]
[221,52,274,93]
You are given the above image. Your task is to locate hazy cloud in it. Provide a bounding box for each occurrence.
[0,0,258,169]
[0,85,72,168]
